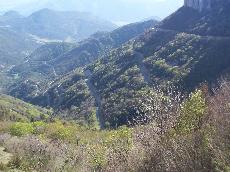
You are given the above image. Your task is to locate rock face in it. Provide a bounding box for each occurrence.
[184,0,230,11]
[184,0,211,11]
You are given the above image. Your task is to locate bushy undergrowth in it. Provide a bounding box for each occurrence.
[9,122,34,136]
[0,81,229,171]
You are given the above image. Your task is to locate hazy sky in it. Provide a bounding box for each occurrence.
[0,0,183,25]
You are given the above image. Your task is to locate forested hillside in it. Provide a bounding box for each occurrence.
[0,1,230,171]
[8,19,158,105]
[13,2,230,128]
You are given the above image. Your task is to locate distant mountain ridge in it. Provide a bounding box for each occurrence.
[0,8,117,67]
[11,19,158,79]
[0,8,117,41]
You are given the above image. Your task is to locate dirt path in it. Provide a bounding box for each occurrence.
[0,146,13,165]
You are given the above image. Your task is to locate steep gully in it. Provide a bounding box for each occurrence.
[84,69,105,129]
[134,51,152,86]
[82,52,151,129]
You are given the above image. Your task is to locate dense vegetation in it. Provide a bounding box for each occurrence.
[0,1,230,171]
[10,19,157,78]
[0,80,229,171]
[6,1,230,128]
[0,94,50,122]
[7,19,158,116]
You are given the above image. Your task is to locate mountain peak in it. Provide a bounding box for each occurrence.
[184,0,229,12]
[3,10,22,18]
[30,8,56,16]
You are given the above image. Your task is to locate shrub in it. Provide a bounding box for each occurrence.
[10,122,34,136]
[86,109,100,130]
[32,121,47,134]
[44,121,76,142]
[0,122,12,133]
[176,89,207,134]
[87,144,107,170]
[0,163,7,171]
[104,126,133,150]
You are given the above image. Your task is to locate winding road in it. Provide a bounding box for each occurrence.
[152,28,230,40]
[43,61,57,77]
[132,28,230,87]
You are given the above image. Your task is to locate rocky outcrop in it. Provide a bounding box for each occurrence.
[184,0,211,11]
[184,0,230,11]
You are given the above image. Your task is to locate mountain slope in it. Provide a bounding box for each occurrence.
[83,4,230,127]
[51,19,158,75]
[11,42,76,76]
[0,27,40,66]
[0,8,117,68]
[8,19,158,101]
[5,19,158,127]
[12,19,158,77]
[0,94,50,122]
[7,1,230,128]
[160,2,230,36]
[30,1,230,128]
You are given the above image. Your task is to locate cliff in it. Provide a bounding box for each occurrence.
[184,0,211,11]
[184,0,230,11]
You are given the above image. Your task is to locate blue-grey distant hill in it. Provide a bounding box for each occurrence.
[0,9,117,66]
[0,9,117,41]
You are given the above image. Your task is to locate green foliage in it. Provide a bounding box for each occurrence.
[44,121,76,141]
[33,121,46,128]
[87,144,107,170]
[10,122,34,136]
[9,121,48,137]
[0,94,50,122]
[104,126,133,149]
[176,89,207,134]
[87,126,133,170]
[86,109,100,130]
[32,121,47,134]
[2,119,133,170]
[0,163,7,171]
